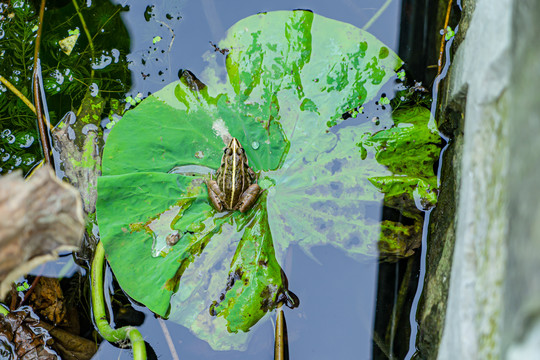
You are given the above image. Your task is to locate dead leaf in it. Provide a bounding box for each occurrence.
[58,33,80,56]
[52,96,105,263]
[0,167,84,298]
[52,98,103,216]
[0,308,60,360]
[28,277,65,326]
[39,321,98,360]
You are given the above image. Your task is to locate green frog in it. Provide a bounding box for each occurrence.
[205,138,261,212]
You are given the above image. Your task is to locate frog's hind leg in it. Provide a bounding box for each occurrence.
[236,184,261,213]
[205,179,225,212]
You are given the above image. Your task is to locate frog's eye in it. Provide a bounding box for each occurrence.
[223,148,229,155]
[238,147,245,155]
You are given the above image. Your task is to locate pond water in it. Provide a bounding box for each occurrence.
[94,1,406,359]
[2,0,444,358]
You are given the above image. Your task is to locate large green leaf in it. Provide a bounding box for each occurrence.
[97,10,440,350]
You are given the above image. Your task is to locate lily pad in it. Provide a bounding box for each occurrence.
[97,10,440,350]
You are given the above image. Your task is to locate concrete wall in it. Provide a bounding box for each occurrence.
[433,0,540,358]
[504,1,540,358]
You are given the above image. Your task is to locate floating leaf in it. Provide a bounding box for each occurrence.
[445,26,455,40]
[97,10,440,350]
[58,33,80,55]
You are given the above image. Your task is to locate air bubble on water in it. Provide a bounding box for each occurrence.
[89,83,99,97]
[111,49,120,63]
[52,69,64,85]
[24,156,35,165]
[92,53,113,70]
[251,141,259,150]
[20,134,35,148]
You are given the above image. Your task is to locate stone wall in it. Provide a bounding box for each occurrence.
[504,1,540,358]
[426,0,540,358]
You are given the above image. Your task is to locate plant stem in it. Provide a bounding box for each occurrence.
[372,330,395,359]
[158,318,180,360]
[91,241,147,360]
[0,75,37,114]
[20,275,41,306]
[385,256,415,345]
[33,0,51,164]
[363,0,393,31]
[72,0,95,80]
[437,0,454,77]
[274,306,288,360]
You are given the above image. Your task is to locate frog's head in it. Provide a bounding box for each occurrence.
[224,137,246,159]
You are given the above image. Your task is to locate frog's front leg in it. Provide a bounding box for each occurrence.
[235,184,261,213]
[247,166,257,182]
[205,179,225,212]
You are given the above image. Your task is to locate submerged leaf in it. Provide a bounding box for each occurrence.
[0,308,60,360]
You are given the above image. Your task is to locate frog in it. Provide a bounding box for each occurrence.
[205,138,261,212]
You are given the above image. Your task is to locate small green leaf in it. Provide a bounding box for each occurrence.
[125,96,137,106]
[16,282,29,292]
[445,26,455,40]
[379,96,390,105]
[152,35,162,44]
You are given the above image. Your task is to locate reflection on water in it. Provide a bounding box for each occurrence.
[94,244,379,360]
[120,0,401,98]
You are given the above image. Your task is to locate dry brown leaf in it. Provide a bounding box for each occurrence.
[0,308,60,360]
[0,167,84,298]
[28,277,66,326]
[0,307,97,360]
[39,320,98,360]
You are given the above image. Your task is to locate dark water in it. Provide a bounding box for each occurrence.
[85,245,378,360]
[120,0,401,97]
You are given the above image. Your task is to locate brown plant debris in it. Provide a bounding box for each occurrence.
[28,277,66,326]
[0,167,84,298]
[0,308,60,360]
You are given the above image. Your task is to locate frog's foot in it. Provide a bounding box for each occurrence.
[236,184,261,213]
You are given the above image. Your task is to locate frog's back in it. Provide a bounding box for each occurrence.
[220,157,249,209]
